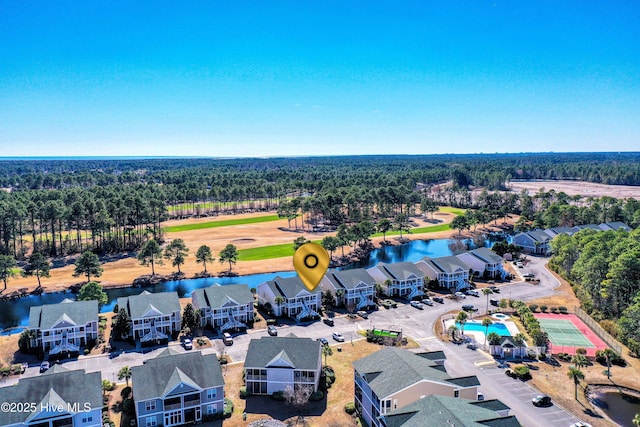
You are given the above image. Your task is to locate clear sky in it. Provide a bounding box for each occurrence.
[1,1,639,157]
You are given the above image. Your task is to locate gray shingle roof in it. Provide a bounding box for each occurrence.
[325,268,376,290]
[423,256,469,274]
[446,376,481,387]
[353,348,475,398]
[263,276,320,299]
[469,248,503,264]
[600,221,632,231]
[0,368,102,425]
[524,230,551,243]
[117,290,180,318]
[244,336,321,371]
[416,350,446,361]
[369,262,424,281]
[132,349,224,402]
[192,284,253,309]
[29,299,98,330]
[381,395,519,427]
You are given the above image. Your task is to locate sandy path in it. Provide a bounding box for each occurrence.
[3,211,479,294]
[509,180,640,199]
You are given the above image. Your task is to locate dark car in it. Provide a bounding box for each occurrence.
[433,297,444,304]
[317,337,329,346]
[323,318,335,326]
[39,361,50,373]
[489,286,500,293]
[531,395,552,407]
[490,299,500,306]
[267,325,278,336]
[357,311,369,319]
[462,304,478,312]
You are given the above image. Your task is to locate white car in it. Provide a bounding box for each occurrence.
[183,338,193,350]
[421,298,433,306]
[410,301,424,309]
[569,423,592,427]
[454,292,467,299]
[332,332,345,342]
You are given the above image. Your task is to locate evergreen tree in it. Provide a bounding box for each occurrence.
[73,251,103,282]
[195,245,214,273]
[138,239,163,275]
[218,244,238,274]
[163,238,189,273]
[77,281,108,307]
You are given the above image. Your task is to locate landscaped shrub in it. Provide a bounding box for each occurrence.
[529,304,539,312]
[513,365,531,380]
[550,307,558,313]
[344,402,357,415]
[271,391,286,401]
[576,348,587,355]
[223,398,233,418]
[599,320,619,338]
[324,366,336,387]
[540,305,548,313]
[558,306,568,314]
[310,391,324,401]
[239,386,249,398]
[538,353,547,361]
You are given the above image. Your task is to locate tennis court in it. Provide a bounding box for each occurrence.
[535,313,609,357]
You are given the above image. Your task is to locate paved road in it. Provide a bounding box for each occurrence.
[2,256,589,425]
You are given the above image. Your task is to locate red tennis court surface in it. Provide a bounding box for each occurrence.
[534,312,609,357]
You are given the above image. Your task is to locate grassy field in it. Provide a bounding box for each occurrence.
[164,215,281,232]
[438,206,466,215]
[238,240,321,261]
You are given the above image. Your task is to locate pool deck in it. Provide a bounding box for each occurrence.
[445,319,521,345]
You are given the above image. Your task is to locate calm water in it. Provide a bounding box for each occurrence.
[0,238,478,333]
[457,321,512,336]
[592,390,640,427]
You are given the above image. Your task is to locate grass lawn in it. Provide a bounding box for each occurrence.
[237,240,321,261]
[438,206,466,215]
[164,215,281,233]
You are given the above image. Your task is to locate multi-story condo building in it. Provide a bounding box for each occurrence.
[366,262,424,299]
[132,348,224,427]
[257,276,321,321]
[116,291,181,344]
[191,284,254,331]
[319,268,376,310]
[456,247,507,280]
[28,299,98,357]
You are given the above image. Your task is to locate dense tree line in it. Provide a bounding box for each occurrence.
[1,154,640,260]
[549,228,640,356]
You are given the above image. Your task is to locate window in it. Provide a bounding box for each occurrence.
[145,401,156,411]
[454,390,460,398]
[207,404,216,415]
[82,416,93,423]
[207,389,217,399]
[146,416,157,427]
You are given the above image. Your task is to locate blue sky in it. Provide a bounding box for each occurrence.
[1,1,639,157]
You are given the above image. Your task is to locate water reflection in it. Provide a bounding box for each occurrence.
[0,238,481,332]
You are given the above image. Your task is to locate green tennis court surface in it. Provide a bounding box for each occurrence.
[538,318,595,348]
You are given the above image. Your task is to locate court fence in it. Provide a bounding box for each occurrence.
[574,306,622,355]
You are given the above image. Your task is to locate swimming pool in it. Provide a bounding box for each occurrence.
[491,313,510,320]
[456,321,512,336]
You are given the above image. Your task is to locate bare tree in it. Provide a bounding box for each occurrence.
[283,385,314,426]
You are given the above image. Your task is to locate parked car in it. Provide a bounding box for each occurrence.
[421,298,433,306]
[410,301,424,310]
[222,332,233,346]
[384,299,397,308]
[433,297,444,304]
[569,423,592,427]
[523,273,535,278]
[462,304,478,312]
[531,395,552,407]
[516,262,524,268]
[490,299,500,306]
[454,292,467,299]
[489,286,500,293]
[357,311,369,319]
[317,337,329,346]
[39,361,50,373]
[183,338,193,350]
[323,318,335,326]
[477,392,485,401]
[267,325,278,336]
[332,332,345,342]
[348,313,358,319]
[467,290,480,297]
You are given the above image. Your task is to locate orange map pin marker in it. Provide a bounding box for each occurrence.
[293,242,330,291]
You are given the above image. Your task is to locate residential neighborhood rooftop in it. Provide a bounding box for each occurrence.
[116,290,180,318]
[29,298,98,330]
[192,283,253,308]
[245,335,321,370]
[325,268,376,290]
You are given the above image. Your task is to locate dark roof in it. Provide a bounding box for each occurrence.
[132,348,224,402]
[423,256,469,274]
[471,399,511,412]
[325,268,376,290]
[446,375,481,387]
[353,348,473,398]
[369,262,424,281]
[117,290,180,318]
[416,350,446,361]
[192,284,253,309]
[244,336,321,371]
[381,395,519,427]
[469,248,503,264]
[520,229,551,243]
[0,368,102,425]
[600,221,632,231]
[263,276,320,299]
[29,299,98,330]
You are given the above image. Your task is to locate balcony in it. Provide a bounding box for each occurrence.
[164,401,182,411]
[183,398,201,408]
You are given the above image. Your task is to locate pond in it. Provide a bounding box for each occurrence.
[590,388,640,427]
[0,237,486,333]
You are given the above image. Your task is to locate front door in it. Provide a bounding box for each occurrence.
[164,410,182,427]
